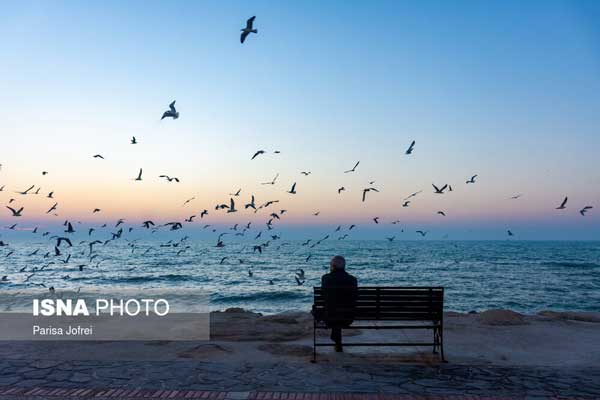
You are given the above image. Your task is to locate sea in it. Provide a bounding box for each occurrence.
[1,240,599,314]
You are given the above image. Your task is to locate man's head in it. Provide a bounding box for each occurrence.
[330,255,346,272]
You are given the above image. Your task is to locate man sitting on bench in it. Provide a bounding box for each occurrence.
[318,255,358,352]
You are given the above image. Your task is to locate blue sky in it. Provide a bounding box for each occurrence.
[0,0,599,240]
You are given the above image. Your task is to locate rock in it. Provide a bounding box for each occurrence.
[537,311,600,323]
[478,309,526,325]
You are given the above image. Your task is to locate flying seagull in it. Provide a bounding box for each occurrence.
[580,206,593,216]
[432,183,448,194]
[405,140,415,155]
[287,182,297,194]
[93,154,104,159]
[362,187,379,202]
[134,168,143,181]
[227,198,238,213]
[240,16,257,44]
[261,173,279,185]
[161,101,179,120]
[344,161,360,173]
[16,185,35,195]
[466,175,478,184]
[131,136,137,144]
[46,203,58,214]
[6,206,23,217]
[416,230,427,237]
[251,150,265,160]
[159,175,180,182]
[437,211,446,216]
[556,197,568,210]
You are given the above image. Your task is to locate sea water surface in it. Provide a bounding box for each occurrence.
[1,240,599,314]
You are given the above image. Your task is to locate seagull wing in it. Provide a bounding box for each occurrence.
[560,197,568,208]
[169,100,176,113]
[241,30,249,44]
[246,16,256,29]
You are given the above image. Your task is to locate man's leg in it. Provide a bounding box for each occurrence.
[330,327,343,352]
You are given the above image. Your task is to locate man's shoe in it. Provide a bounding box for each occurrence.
[334,343,343,353]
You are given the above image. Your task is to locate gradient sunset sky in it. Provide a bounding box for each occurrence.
[0,1,599,239]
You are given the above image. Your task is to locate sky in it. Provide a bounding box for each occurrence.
[0,0,599,240]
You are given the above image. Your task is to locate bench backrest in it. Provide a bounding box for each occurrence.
[313,286,444,321]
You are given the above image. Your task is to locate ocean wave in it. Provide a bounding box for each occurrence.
[542,261,600,269]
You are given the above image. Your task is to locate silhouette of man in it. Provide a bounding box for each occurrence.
[320,255,358,352]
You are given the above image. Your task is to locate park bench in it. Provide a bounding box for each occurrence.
[312,286,445,362]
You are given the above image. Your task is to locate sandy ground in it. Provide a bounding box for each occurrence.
[1,309,599,367]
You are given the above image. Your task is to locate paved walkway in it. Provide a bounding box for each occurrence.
[1,359,599,399]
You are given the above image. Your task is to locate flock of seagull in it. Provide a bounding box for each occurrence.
[0,16,595,292]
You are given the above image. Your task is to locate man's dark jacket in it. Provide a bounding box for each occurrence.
[319,269,358,327]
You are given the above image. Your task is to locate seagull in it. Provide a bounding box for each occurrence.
[301,171,311,176]
[142,221,155,229]
[227,198,237,213]
[16,185,35,195]
[92,208,101,213]
[437,211,446,216]
[261,173,279,185]
[373,217,379,224]
[93,154,104,159]
[46,203,58,214]
[185,215,196,222]
[161,101,179,120]
[432,183,448,194]
[556,197,568,210]
[509,194,523,200]
[200,210,208,218]
[402,201,410,207]
[362,187,379,202]
[405,140,415,155]
[64,222,75,233]
[386,236,395,242]
[287,182,297,194]
[313,211,320,216]
[404,191,423,200]
[47,192,54,198]
[466,175,478,184]
[159,175,180,182]
[6,206,23,217]
[134,168,143,181]
[338,187,345,194]
[416,230,428,237]
[182,197,195,206]
[507,230,514,237]
[240,16,257,44]
[251,150,265,160]
[344,161,360,173]
[580,206,593,216]
[230,188,241,196]
[56,237,73,247]
[131,136,137,144]
[245,195,256,210]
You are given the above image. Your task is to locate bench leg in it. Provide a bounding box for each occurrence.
[311,321,317,363]
[432,327,439,354]
[440,325,447,363]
